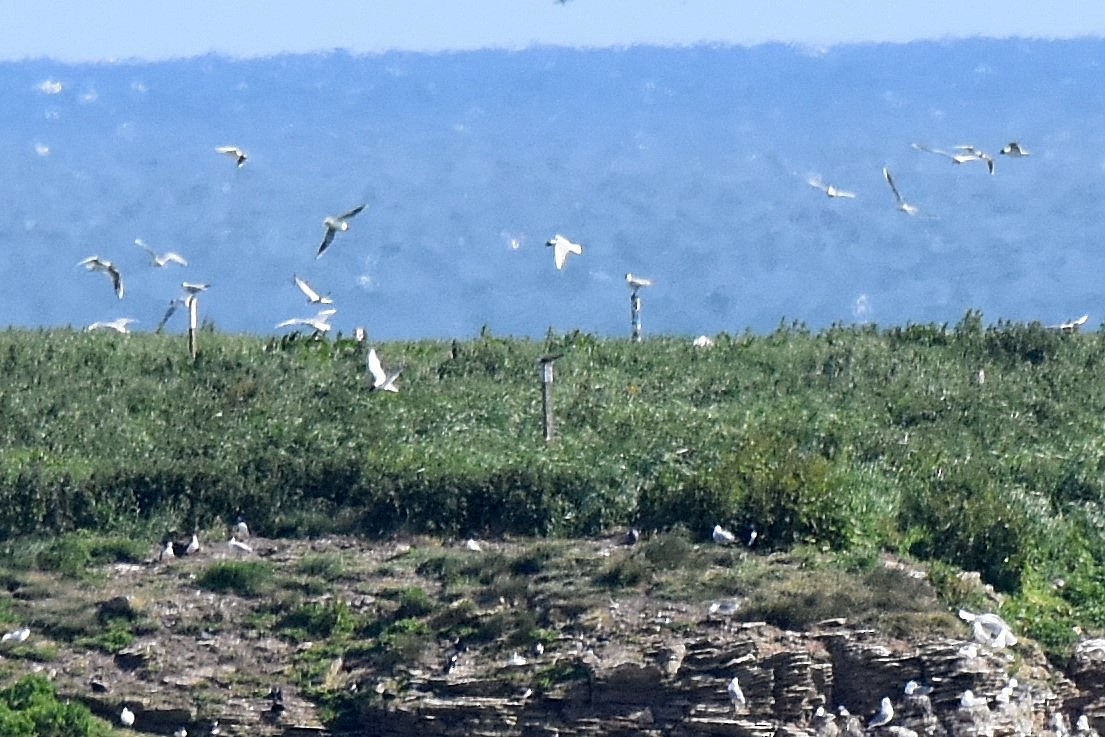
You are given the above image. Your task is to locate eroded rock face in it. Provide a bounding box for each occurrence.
[343,624,1093,737]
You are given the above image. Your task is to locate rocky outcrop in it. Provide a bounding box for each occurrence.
[339,622,1101,737]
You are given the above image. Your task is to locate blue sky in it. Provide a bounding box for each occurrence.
[4,1,1105,61]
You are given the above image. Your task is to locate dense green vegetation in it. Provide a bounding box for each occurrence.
[1,314,1104,653]
[0,675,109,737]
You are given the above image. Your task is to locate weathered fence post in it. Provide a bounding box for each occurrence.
[538,354,562,443]
[630,290,643,342]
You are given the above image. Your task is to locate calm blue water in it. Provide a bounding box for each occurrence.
[2,40,1102,339]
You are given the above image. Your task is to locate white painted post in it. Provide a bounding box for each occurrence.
[187,295,198,360]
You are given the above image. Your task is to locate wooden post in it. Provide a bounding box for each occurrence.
[630,289,643,342]
[539,354,561,443]
[187,295,198,360]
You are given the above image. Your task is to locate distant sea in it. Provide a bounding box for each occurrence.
[3,40,1103,339]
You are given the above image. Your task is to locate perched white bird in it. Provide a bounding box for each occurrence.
[959,690,987,709]
[959,609,1018,648]
[712,524,736,545]
[134,239,188,267]
[186,533,200,555]
[292,274,333,305]
[727,675,746,712]
[120,706,135,727]
[693,335,715,348]
[1,627,29,644]
[182,282,210,295]
[546,234,583,270]
[86,318,137,334]
[174,726,188,737]
[215,146,247,167]
[904,680,933,697]
[868,697,894,728]
[464,539,482,552]
[78,256,125,299]
[317,204,367,258]
[228,536,253,555]
[366,347,402,393]
[234,517,250,539]
[807,176,856,199]
[1077,715,1091,733]
[508,651,528,666]
[625,273,653,289]
[708,599,741,616]
[1000,141,1031,157]
[159,540,175,562]
[882,167,919,216]
[276,308,336,334]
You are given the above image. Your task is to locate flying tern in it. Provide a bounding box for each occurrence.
[546,234,583,270]
[625,273,654,289]
[276,308,336,334]
[1000,141,1030,157]
[78,256,125,299]
[807,176,856,198]
[366,347,402,393]
[87,317,137,334]
[317,204,367,258]
[134,239,188,267]
[882,167,919,216]
[215,146,248,167]
[292,274,333,304]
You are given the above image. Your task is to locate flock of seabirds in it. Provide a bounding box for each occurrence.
[54,141,1095,734]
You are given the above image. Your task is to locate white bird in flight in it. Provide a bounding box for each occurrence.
[292,274,333,304]
[712,524,736,545]
[366,347,402,393]
[276,308,336,334]
[807,176,856,199]
[867,697,894,728]
[78,256,125,299]
[317,204,367,258]
[215,145,247,167]
[87,317,137,334]
[913,143,994,174]
[546,234,583,270]
[134,239,188,267]
[626,273,653,289]
[1000,141,1030,157]
[882,167,919,216]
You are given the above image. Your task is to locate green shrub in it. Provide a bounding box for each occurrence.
[0,674,109,737]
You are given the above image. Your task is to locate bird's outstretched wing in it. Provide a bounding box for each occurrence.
[339,204,366,221]
[317,228,337,258]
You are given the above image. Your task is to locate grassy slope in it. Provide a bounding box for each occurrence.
[1,314,1105,654]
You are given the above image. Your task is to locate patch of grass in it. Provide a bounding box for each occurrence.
[197,561,274,597]
[296,553,349,581]
[277,600,357,642]
[75,624,135,655]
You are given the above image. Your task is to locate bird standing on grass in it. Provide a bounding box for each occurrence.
[712,524,736,545]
